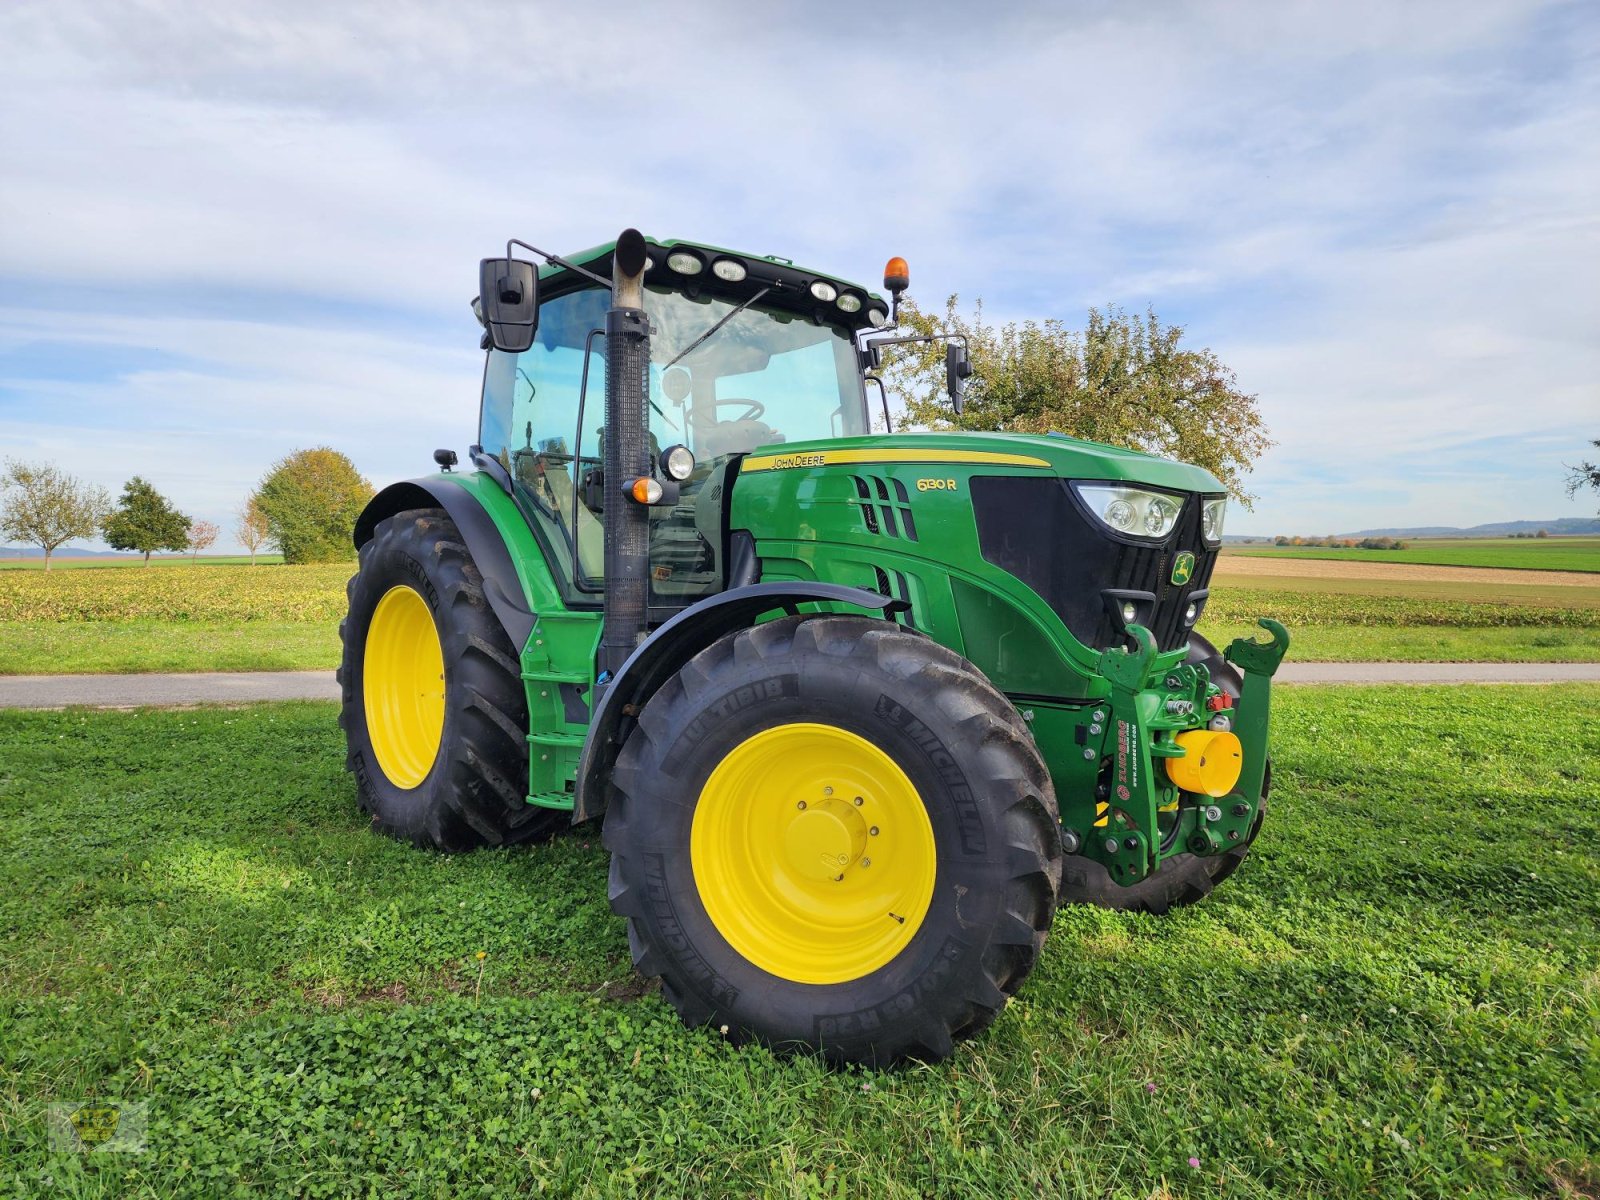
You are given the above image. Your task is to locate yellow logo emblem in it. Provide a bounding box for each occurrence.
[1171,552,1195,585]
[69,1106,122,1147]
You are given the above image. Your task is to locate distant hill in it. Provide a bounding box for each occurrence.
[1333,518,1600,538]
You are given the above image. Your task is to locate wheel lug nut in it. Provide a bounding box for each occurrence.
[861,858,871,868]
[869,826,879,836]
[823,787,833,796]
[853,796,864,806]
[796,801,806,810]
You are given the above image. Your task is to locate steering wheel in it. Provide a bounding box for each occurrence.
[701,397,765,423]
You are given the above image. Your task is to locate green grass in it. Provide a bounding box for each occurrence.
[2,691,1595,1197]
[0,555,286,570]
[1227,536,1600,573]
[0,621,339,674]
[1198,622,1600,662]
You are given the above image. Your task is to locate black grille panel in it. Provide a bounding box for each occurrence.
[970,477,1218,653]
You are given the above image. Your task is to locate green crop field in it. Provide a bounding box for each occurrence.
[1226,537,1600,573]
[0,561,1597,672]
[2,689,1595,1196]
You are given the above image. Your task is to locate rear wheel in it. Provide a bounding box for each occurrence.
[1057,632,1269,913]
[339,508,561,852]
[603,615,1062,1065]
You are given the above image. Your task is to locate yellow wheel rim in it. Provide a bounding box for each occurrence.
[362,584,446,789]
[690,723,936,984]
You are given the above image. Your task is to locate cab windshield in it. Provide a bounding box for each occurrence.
[479,283,867,606]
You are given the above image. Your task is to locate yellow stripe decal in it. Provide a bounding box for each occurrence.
[740,448,1053,473]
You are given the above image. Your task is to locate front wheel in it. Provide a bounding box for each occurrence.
[338,508,561,852]
[603,615,1062,1065]
[1056,632,1269,913]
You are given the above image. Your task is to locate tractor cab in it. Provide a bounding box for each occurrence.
[475,239,883,611]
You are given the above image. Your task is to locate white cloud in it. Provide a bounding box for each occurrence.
[1,0,1596,544]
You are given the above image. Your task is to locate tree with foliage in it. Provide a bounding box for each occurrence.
[0,459,112,570]
[188,519,220,561]
[236,494,273,565]
[1566,439,1599,513]
[254,448,374,564]
[884,298,1273,505]
[103,476,192,565]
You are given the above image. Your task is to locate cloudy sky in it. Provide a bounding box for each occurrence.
[1,0,1595,546]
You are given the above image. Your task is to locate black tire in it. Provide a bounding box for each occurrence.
[1056,632,1269,913]
[603,615,1062,1065]
[338,508,562,852]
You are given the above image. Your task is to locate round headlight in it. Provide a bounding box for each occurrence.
[866,307,889,327]
[666,251,704,275]
[1202,498,1227,542]
[1121,602,1138,623]
[1144,498,1176,536]
[711,258,747,282]
[660,444,696,482]
[1104,499,1137,532]
[836,293,862,313]
[809,280,838,303]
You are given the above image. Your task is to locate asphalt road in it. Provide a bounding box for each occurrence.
[2,663,1599,709]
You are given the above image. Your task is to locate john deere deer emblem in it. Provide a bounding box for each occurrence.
[1171,552,1195,586]
[69,1105,121,1147]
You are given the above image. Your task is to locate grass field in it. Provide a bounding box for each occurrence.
[1,560,1597,673]
[0,554,286,570]
[1,689,1595,1196]
[1226,537,1600,573]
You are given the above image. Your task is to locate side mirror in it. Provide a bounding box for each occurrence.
[945,342,973,415]
[477,257,539,352]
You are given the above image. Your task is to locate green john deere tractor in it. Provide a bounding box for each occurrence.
[341,228,1289,1064]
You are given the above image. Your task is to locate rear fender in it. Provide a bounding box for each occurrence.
[572,582,910,822]
[354,476,538,652]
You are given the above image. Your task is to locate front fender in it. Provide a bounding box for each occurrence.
[354,475,538,652]
[572,582,910,822]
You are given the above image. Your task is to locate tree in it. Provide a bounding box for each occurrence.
[884,298,1273,505]
[236,494,273,565]
[0,459,112,570]
[254,447,374,564]
[1565,439,1599,513]
[189,519,220,561]
[102,477,191,565]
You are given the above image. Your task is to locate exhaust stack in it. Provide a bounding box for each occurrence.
[598,229,652,679]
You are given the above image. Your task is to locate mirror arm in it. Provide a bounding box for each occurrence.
[507,238,613,289]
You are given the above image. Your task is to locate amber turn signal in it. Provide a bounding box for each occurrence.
[883,256,909,293]
[628,476,664,505]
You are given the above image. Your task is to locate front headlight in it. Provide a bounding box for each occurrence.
[1074,483,1184,540]
[1201,497,1227,543]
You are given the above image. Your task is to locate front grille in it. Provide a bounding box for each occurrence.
[970,477,1218,653]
